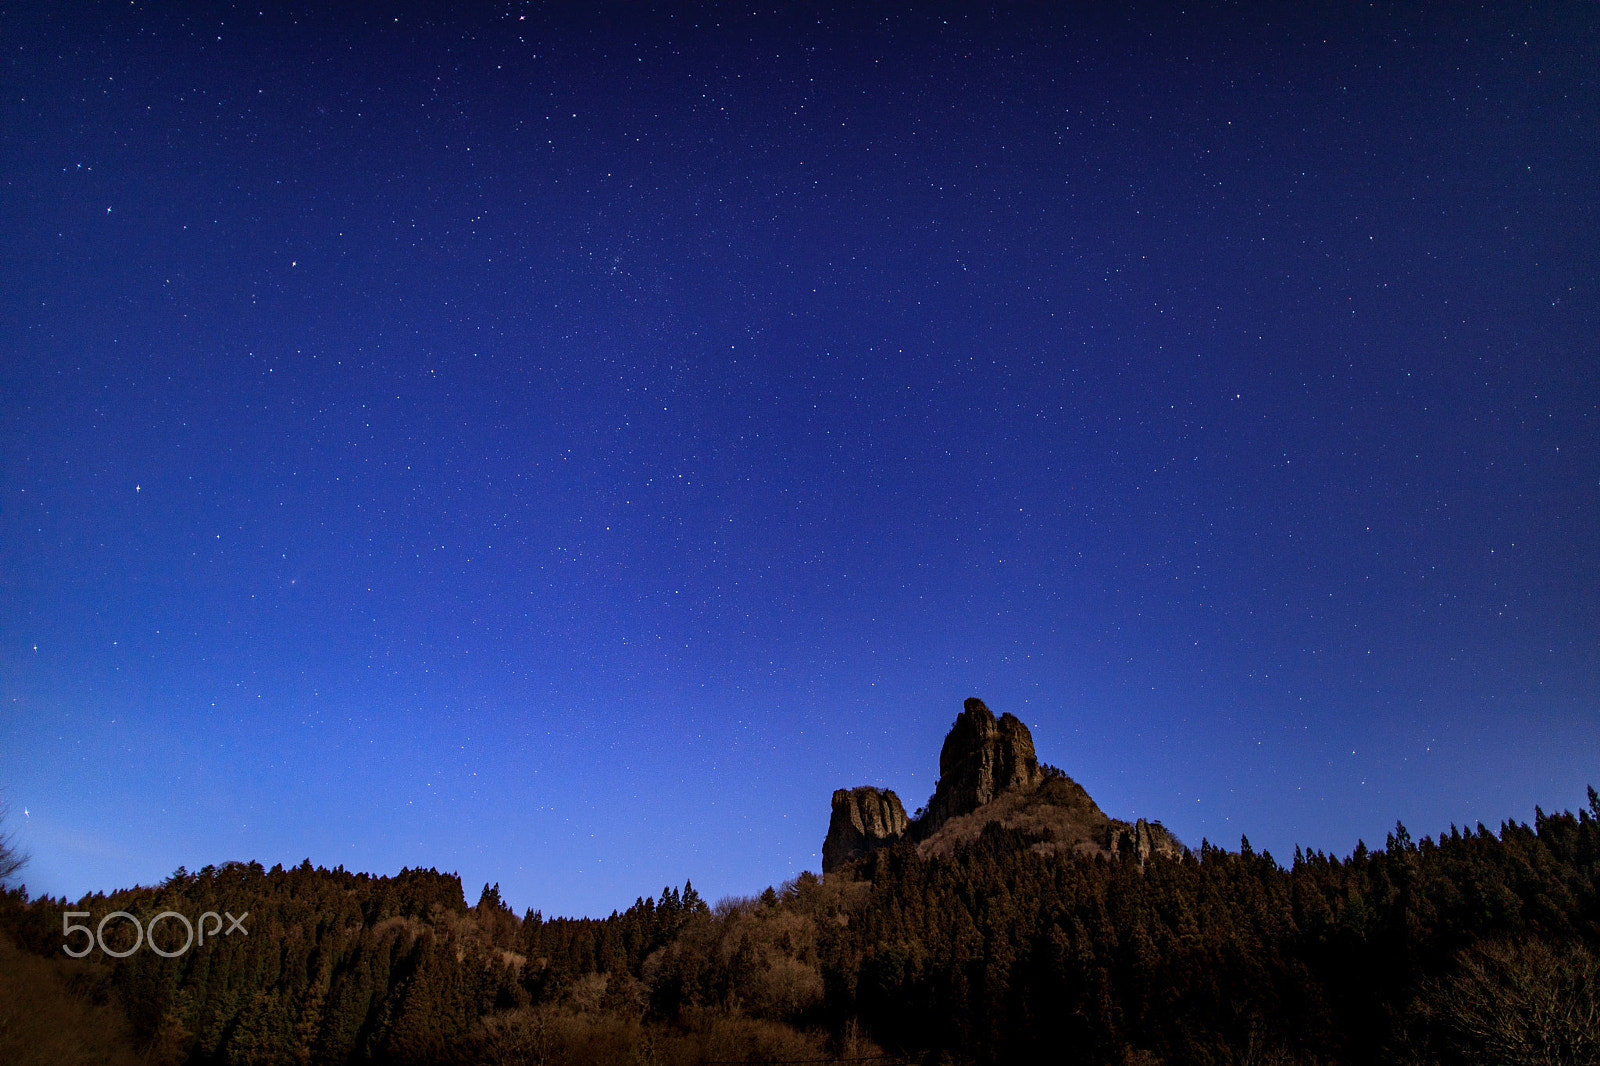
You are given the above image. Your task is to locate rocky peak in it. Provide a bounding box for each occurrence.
[921,697,1044,832]
[822,787,909,873]
[821,697,1186,876]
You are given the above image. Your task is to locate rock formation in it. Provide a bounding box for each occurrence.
[1110,817,1185,868]
[823,787,910,873]
[921,697,1045,832]
[822,696,1186,874]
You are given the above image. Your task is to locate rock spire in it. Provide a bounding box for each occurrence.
[921,697,1044,829]
[821,696,1186,874]
[822,787,910,873]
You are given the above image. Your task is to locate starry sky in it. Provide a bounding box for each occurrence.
[2,2,1596,919]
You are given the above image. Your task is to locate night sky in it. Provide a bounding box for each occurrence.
[3,3,1596,919]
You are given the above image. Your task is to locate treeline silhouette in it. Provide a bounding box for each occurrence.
[1,790,1596,1064]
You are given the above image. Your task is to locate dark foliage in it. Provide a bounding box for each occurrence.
[1,792,1596,1064]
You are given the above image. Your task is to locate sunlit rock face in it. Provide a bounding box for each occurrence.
[920,697,1045,832]
[822,786,910,873]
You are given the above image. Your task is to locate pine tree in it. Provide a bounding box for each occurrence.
[681,880,708,915]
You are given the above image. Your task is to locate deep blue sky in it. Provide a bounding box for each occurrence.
[3,2,1596,918]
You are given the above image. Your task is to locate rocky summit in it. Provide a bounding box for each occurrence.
[822,786,910,872]
[922,697,1045,828]
[821,697,1184,874]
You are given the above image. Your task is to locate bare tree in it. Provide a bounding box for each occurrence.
[1420,938,1599,1066]
[0,800,27,888]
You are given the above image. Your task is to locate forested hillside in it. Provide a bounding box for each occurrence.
[3,791,1597,1064]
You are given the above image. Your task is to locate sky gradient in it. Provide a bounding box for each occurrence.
[3,2,1597,919]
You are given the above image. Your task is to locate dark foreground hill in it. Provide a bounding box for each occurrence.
[1,708,1597,1064]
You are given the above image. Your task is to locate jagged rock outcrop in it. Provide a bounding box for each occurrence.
[822,787,909,873]
[822,696,1189,875]
[920,697,1045,834]
[1110,817,1186,868]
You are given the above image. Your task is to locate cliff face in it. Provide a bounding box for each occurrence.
[822,787,910,873]
[822,696,1187,874]
[920,697,1045,833]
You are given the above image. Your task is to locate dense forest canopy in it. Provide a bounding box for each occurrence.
[1,790,1597,1065]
